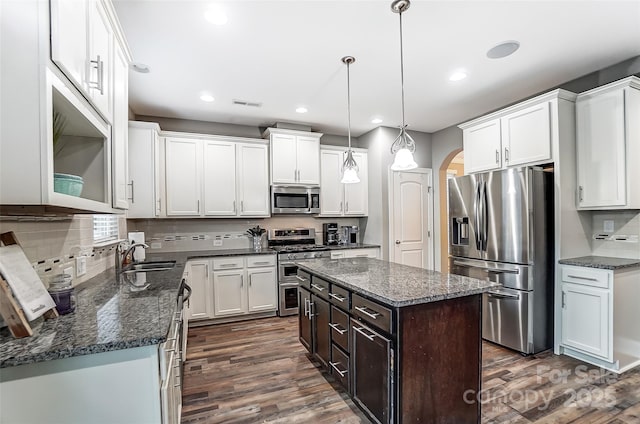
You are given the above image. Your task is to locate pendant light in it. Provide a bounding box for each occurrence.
[341,56,360,184]
[390,0,418,171]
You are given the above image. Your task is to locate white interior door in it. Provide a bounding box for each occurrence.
[390,169,433,269]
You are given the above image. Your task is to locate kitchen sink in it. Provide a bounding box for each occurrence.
[122,260,176,273]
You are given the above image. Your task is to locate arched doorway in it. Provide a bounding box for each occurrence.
[438,149,464,272]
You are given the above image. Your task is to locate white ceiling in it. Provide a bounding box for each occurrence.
[113,0,640,136]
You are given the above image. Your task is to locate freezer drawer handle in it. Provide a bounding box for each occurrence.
[487,291,520,300]
[452,260,519,274]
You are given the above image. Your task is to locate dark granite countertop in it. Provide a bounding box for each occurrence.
[146,248,276,262]
[325,244,380,250]
[0,265,185,368]
[296,258,499,307]
[559,256,640,270]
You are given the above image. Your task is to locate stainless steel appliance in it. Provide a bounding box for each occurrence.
[271,186,320,214]
[323,222,339,245]
[448,166,554,354]
[341,225,359,244]
[268,228,331,316]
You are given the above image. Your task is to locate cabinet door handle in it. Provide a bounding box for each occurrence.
[567,274,598,282]
[197,200,200,214]
[578,186,584,202]
[303,298,309,316]
[328,292,346,302]
[311,283,325,292]
[355,305,380,319]
[345,202,349,212]
[308,301,314,319]
[127,181,135,202]
[504,147,509,162]
[329,361,348,377]
[241,200,244,213]
[495,149,499,164]
[328,323,347,335]
[562,291,566,308]
[233,200,236,213]
[353,325,376,341]
[249,274,252,286]
[340,201,343,212]
[89,55,104,94]
[241,275,244,287]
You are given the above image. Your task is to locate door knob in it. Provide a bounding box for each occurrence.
[395,240,401,244]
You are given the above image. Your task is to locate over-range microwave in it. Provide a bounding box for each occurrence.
[271,186,320,214]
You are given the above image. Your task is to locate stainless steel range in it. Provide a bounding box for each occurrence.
[268,228,331,316]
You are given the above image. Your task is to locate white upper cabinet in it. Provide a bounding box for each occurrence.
[203,140,237,216]
[576,76,640,210]
[111,40,129,210]
[461,119,502,173]
[165,137,201,216]
[264,128,322,185]
[127,122,162,218]
[319,147,368,216]
[460,90,576,175]
[161,133,269,218]
[86,0,113,121]
[237,143,270,217]
[50,0,88,90]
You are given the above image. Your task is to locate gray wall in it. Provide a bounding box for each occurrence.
[430,54,640,271]
[359,126,432,260]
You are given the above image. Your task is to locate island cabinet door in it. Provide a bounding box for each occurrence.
[351,318,393,424]
[298,287,312,352]
[312,295,331,368]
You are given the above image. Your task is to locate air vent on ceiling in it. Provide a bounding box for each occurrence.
[232,99,262,108]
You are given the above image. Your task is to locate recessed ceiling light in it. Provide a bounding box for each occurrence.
[449,70,467,81]
[295,107,308,114]
[487,41,520,59]
[200,94,215,102]
[131,62,150,73]
[205,6,228,25]
[371,118,383,124]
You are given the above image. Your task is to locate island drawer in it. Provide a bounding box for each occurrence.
[310,276,330,300]
[330,305,350,352]
[329,284,350,310]
[297,270,311,289]
[352,294,392,334]
[330,344,351,393]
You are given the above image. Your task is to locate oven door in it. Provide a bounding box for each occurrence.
[279,282,300,316]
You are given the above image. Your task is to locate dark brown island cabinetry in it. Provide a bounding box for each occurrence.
[297,259,495,424]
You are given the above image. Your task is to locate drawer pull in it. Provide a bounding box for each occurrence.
[567,274,599,282]
[311,283,326,292]
[328,292,346,302]
[220,263,239,268]
[329,323,347,335]
[296,275,307,282]
[353,325,376,341]
[252,261,271,265]
[329,361,348,377]
[355,305,380,319]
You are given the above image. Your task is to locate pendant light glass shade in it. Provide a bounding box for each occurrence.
[341,56,360,184]
[390,0,418,171]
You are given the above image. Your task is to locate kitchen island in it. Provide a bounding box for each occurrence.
[296,257,500,424]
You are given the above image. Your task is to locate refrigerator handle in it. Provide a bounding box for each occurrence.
[481,180,488,251]
[474,183,481,251]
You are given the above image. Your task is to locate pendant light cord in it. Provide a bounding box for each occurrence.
[347,59,352,149]
[399,10,406,128]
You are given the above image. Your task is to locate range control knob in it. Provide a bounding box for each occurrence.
[287,254,294,260]
[303,252,311,259]
[315,252,323,258]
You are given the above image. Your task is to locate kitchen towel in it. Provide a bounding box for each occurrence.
[128,232,146,261]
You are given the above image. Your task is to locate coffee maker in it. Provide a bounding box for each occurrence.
[341,225,359,245]
[323,223,339,245]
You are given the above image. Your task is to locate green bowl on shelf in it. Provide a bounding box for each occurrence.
[53,173,84,197]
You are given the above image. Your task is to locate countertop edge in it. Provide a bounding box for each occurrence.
[559,256,640,270]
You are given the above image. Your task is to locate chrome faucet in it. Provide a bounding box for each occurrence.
[116,242,149,273]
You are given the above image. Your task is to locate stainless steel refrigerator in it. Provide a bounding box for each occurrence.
[448,166,554,354]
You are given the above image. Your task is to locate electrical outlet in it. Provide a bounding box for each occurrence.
[604,220,615,233]
[63,266,74,279]
[213,239,223,247]
[76,256,87,277]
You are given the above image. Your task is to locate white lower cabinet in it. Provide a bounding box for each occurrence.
[330,248,380,260]
[559,264,640,373]
[186,254,277,323]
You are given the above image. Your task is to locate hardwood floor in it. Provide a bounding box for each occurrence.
[182,317,640,423]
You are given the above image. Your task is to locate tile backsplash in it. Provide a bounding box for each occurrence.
[591,211,640,259]
[0,215,127,287]
[128,216,363,252]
